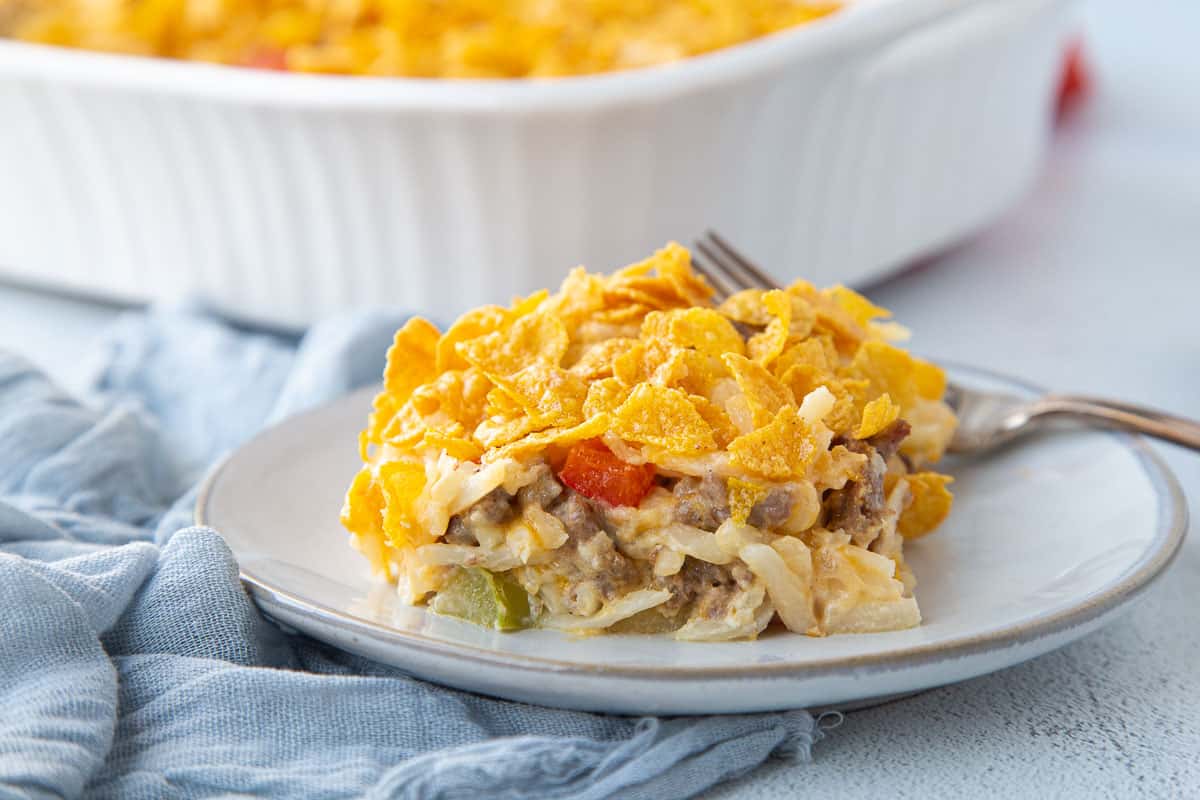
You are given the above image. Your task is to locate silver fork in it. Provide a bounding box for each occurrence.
[691,230,1200,454]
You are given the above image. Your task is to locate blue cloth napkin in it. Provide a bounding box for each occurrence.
[0,306,827,799]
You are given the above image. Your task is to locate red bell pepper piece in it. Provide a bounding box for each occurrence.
[558,439,656,508]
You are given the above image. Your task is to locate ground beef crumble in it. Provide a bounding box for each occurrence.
[746,487,792,529]
[672,474,730,531]
[823,419,911,545]
[443,486,515,545]
[653,557,755,620]
[672,474,793,531]
[546,491,644,611]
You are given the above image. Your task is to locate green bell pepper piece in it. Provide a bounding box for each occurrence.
[430,567,532,631]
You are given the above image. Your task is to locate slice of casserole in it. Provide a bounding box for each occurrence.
[342,244,956,640]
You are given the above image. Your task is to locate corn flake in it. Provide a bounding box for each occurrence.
[583,377,632,418]
[898,473,955,539]
[435,305,510,373]
[651,349,727,398]
[510,289,549,318]
[378,460,429,548]
[340,467,392,578]
[486,414,614,464]
[814,444,870,489]
[614,341,663,387]
[458,310,568,378]
[648,307,744,357]
[827,285,891,326]
[367,317,440,438]
[822,378,870,434]
[688,394,740,448]
[546,268,606,325]
[492,363,587,428]
[567,337,638,380]
[661,259,716,308]
[787,296,817,339]
[778,364,824,407]
[913,359,948,401]
[718,289,771,326]
[813,305,868,356]
[747,290,792,365]
[723,353,795,423]
[421,429,485,462]
[593,303,656,327]
[848,340,921,409]
[606,281,685,312]
[611,384,716,455]
[855,393,900,439]
[729,406,818,480]
[474,413,539,450]
[408,368,491,432]
[342,467,384,539]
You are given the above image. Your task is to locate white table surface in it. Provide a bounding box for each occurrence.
[1,0,1196,796]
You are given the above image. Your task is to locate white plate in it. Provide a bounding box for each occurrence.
[197,365,1187,714]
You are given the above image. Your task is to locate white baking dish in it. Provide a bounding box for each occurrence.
[0,0,1072,327]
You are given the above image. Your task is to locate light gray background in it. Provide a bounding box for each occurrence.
[1,0,1195,796]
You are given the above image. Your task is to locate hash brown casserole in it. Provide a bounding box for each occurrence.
[342,244,956,640]
[3,0,841,78]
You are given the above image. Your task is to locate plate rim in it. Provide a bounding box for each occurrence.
[196,363,1189,681]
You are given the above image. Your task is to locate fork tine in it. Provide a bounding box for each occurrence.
[690,230,788,302]
[703,230,785,291]
[692,239,747,300]
[689,247,737,302]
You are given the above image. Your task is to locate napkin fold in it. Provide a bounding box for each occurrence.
[0,306,824,799]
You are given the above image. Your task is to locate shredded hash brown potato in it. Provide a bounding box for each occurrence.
[342,243,957,640]
[2,0,841,78]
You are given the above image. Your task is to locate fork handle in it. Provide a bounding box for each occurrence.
[1032,395,1200,452]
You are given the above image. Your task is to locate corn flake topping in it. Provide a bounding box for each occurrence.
[5,0,841,78]
[343,243,957,565]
